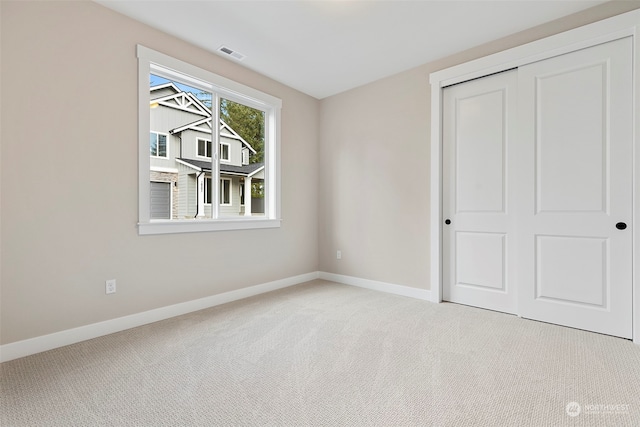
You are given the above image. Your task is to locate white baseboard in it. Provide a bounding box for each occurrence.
[0,272,320,363]
[319,272,432,301]
[0,271,431,362]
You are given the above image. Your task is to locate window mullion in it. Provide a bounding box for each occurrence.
[211,92,221,219]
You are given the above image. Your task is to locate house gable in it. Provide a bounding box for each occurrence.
[151,84,210,117]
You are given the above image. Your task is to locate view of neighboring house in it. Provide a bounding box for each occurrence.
[149,83,264,219]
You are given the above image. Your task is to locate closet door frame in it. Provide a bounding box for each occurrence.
[429,8,640,343]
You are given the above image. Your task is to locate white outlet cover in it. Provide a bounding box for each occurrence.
[106,279,116,294]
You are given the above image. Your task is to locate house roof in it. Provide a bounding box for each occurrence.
[177,158,264,177]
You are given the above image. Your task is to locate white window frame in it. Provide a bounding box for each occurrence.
[220,178,232,206]
[150,131,169,158]
[219,142,230,163]
[137,45,282,234]
[197,138,212,159]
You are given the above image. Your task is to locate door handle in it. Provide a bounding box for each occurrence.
[616,222,627,230]
[445,219,451,225]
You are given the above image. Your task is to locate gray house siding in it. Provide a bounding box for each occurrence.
[220,133,246,165]
[177,162,198,218]
[150,107,204,170]
[186,174,197,218]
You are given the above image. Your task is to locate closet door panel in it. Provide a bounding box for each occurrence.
[443,70,518,314]
[517,37,633,338]
[535,62,606,213]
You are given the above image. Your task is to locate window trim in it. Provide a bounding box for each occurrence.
[137,45,281,235]
[150,131,169,158]
[197,138,212,159]
[220,178,232,206]
[202,176,232,206]
[219,142,231,163]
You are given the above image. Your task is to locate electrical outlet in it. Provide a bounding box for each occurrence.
[105,279,116,294]
[337,250,342,260]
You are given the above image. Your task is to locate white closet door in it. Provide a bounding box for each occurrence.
[443,70,518,314]
[517,38,633,338]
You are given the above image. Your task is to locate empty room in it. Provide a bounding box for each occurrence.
[2,0,640,425]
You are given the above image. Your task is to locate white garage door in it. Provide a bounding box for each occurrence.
[150,181,171,219]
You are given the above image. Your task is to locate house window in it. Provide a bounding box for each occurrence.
[198,139,212,158]
[138,45,281,234]
[204,177,212,205]
[150,132,168,158]
[220,143,230,162]
[199,140,229,162]
[206,178,231,205]
[220,178,231,205]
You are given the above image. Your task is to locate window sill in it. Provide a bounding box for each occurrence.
[138,218,281,235]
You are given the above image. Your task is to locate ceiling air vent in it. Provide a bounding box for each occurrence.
[217,46,246,61]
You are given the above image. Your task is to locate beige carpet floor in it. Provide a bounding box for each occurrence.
[1,279,639,426]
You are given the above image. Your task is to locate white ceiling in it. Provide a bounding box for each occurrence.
[96,0,608,99]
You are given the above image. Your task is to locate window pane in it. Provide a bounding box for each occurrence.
[158,134,167,157]
[205,178,212,204]
[220,179,231,205]
[150,133,157,156]
[220,143,229,161]
[150,73,212,220]
[220,98,266,216]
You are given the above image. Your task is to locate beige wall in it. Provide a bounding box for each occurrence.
[318,0,640,289]
[2,0,640,346]
[0,1,319,344]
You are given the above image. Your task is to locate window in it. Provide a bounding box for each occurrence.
[220,143,230,162]
[150,132,168,158]
[198,139,212,158]
[220,179,231,205]
[205,178,231,205]
[204,177,212,204]
[138,45,281,234]
[199,140,229,162]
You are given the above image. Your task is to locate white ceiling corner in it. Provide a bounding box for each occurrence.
[96,0,609,99]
